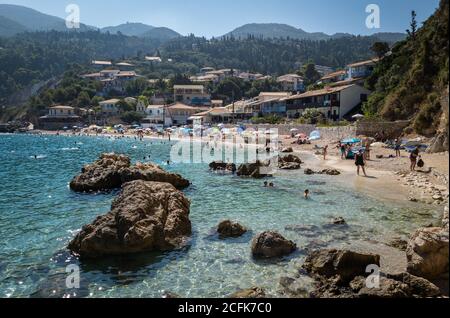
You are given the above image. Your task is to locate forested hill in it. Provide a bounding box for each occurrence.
[364,0,449,138]
[0,31,161,103]
[160,35,378,74]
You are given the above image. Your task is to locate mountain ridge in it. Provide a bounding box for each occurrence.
[224,23,406,42]
[1,4,405,42]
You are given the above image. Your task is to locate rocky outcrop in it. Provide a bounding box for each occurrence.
[217,220,247,238]
[281,147,294,153]
[304,168,341,176]
[302,249,441,298]
[237,161,271,179]
[209,161,237,173]
[303,249,380,284]
[406,227,449,280]
[331,217,346,225]
[251,231,296,258]
[278,155,303,170]
[68,180,191,258]
[229,287,266,299]
[70,153,189,192]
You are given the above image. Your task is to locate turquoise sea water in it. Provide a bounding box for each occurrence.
[0,134,439,298]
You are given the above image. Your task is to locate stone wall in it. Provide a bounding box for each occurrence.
[355,120,410,139]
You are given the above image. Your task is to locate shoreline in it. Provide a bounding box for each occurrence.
[24,129,450,209]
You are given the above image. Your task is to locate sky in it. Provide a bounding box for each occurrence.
[0,0,441,38]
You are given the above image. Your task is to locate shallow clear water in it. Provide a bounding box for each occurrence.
[0,134,439,298]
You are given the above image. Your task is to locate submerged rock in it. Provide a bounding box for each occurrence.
[217,220,247,238]
[229,287,266,298]
[68,180,191,258]
[209,161,237,173]
[251,231,296,258]
[406,227,449,280]
[70,153,189,192]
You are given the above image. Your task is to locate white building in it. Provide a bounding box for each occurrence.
[173,85,211,106]
[277,74,305,92]
[100,99,121,116]
[285,84,372,120]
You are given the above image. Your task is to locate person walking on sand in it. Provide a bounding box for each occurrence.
[355,149,367,177]
[410,147,420,171]
[323,145,328,160]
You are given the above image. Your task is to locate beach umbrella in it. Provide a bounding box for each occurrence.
[342,138,361,144]
[309,130,321,141]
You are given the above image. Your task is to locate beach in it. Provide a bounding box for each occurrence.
[2,130,446,297]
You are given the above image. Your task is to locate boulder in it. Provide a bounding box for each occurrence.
[303,249,442,298]
[217,220,247,238]
[406,227,449,280]
[69,153,129,192]
[278,155,302,170]
[68,180,191,258]
[70,153,189,192]
[387,238,408,251]
[321,169,341,176]
[120,162,190,189]
[251,231,296,258]
[303,168,341,176]
[303,249,380,284]
[331,217,346,225]
[237,161,271,179]
[209,161,237,173]
[229,287,266,299]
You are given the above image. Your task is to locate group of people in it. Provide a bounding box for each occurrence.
[264,181,311,200]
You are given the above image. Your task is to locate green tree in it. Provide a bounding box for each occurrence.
[371,42,390,58]
[120,111,144,124]
[407,10,418,40]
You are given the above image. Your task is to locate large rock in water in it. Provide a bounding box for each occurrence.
[237,161,271,179]
[251,231,296,258]
[70,153,189,192]
[209,161,237,173]
[217,220,247,238]
[278,154,302,170]
[68,180,191,258]
[302,249,441,298]
[303,249,380,284]
[406,227,449,280]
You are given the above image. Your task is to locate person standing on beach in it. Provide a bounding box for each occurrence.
[410,147,420,171]
[395,139,401,157]
[355,149,367,177]
[323,145,328,160]
[339,142,346,159]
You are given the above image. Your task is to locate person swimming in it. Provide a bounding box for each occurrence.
[304,189,310,199]
[269,182,274,188]
[263,181,268,187]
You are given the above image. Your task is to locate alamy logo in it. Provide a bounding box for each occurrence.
[66,264,80,289]
[65,4,80,29]
[365,264,380,289]
[366,4,381,29]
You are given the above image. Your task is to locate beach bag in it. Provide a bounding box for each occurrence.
[417,159,425,168]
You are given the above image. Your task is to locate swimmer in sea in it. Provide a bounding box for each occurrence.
[304,189,310,199]
[263,181,268,187]
[269,182,274,188]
